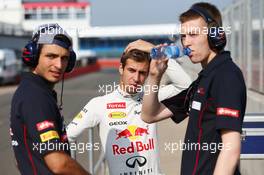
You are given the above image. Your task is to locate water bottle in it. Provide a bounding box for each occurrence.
[150,45,191,59]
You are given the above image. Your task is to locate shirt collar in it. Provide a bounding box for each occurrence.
[22,72,57,99]
[199,51,231,77]
[116,85,143,100]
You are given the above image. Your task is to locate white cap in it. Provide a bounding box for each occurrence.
[32,23,73,48]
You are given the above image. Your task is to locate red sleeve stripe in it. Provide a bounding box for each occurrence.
[23,125,38,175]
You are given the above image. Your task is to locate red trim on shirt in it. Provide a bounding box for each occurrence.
[23,125,38,175]
[192,102,208,175]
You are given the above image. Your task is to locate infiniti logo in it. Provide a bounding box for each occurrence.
[126,156,147,168]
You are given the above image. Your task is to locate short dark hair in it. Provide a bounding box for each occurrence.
[120,49,150,68]
[54,34,72,48]
[180,2,222,26]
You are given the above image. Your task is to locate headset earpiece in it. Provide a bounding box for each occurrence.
[207,21,226,51]
[22,40,39,68]
[65,49,76,73]
[190,6,226,51]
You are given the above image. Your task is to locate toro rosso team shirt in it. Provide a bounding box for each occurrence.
[10,72,69,175]
[67,59,191,175]
[162,51,246,175]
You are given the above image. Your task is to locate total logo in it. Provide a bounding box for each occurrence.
[107,102,126,109]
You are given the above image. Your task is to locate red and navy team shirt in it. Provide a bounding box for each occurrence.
[162,51,246,175]
[10,72,69,175]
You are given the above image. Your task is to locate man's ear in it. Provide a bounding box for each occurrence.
[119,64,124,75]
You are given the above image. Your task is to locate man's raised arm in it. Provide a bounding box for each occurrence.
[141,58,174,123]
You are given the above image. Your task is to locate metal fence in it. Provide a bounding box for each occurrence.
[222,0,264,94]
[70,128,108,175]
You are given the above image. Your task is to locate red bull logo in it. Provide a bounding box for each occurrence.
[116,129,132,140]
[115,125,149,141]
[112,138,154,155]
[113,125,154,155]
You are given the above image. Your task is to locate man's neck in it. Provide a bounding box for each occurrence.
[32,71,55,89]
[201,51,217,68]
[119,82,137,95]
[119,83,130,94]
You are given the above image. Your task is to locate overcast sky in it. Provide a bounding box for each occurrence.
[86,0,234,26]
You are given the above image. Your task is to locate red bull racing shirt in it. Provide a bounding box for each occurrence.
[67,59,192,175]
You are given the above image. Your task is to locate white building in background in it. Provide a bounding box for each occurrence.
[0,0,23,25]
[0,0,180,62]
[0,0,92,59]
[21,0,92,58]
[21,0,91,32]
[0,0,91,31]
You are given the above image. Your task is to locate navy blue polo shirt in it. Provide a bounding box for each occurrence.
[10,72,69,175]
[162,51,246,175]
